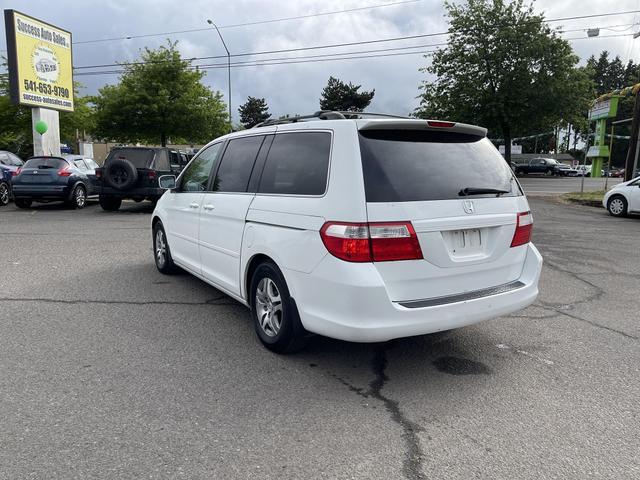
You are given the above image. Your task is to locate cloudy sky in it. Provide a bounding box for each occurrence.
[3,0,640,123]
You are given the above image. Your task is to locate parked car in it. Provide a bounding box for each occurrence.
[574,165,592,177]
[0,150,24,206]
[11,155,98,209]
[603,176,640,216]
[609,168,625,178]
[95,147,188,211]
[150,112,543,353]
[514,157,564,176]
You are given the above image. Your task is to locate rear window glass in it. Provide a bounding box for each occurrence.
[258,132,331,195]
[106,149,154,168]
[359,130,520,202]
[24,158,67,169]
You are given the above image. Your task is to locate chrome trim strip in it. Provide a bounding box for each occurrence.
[397,280,526,309]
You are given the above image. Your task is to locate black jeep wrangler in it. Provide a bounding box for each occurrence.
[96,147,188,211]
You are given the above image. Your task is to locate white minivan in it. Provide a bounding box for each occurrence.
[151,112,543,353]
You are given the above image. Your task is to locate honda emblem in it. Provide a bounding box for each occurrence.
[462,200,475,214]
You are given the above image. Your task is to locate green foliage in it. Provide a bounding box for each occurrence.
[319,76,375,112]
[92,42,229,146]
[238,96,271,128]
[415,0,593,161]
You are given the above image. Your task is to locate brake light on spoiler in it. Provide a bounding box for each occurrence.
[320,221,423,262]
[427,121,455,128]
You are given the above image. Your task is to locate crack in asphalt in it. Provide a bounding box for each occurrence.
[330,345,426,480]
[0,296,239,307]
[535,261,637,340]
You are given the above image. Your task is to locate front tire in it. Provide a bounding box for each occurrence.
[0,182,10,206]
[153,222,177,274]
[99,195,121,211]
[14,198,32,209]
[250,261,308,354]
[607,195,628,217]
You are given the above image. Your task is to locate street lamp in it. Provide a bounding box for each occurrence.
[207,19,232,131]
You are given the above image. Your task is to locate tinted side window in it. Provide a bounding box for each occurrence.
[258,132,331,195]
[214,136,264,193]
[179,143,222,192]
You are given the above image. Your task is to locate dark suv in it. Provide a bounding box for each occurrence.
[96,147,188,211]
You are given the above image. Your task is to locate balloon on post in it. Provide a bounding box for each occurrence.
[35,121,48,135]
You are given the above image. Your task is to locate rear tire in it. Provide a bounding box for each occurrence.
[250,261,309,354]
[607,195,628,217]
[99,195,121,211]
[68,184,87,209]
[14,198,32,209]
[0,181,10,206]
[153,222,177,274]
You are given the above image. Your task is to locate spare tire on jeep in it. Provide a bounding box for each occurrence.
[105,159,138,190]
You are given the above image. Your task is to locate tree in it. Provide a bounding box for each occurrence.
[415,0,592,163]
[238,96,271,128]
[93,42,228,146]
[319,76,375,112]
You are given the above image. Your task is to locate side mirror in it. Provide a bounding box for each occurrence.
[159,175,176,190]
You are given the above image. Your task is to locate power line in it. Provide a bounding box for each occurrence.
[74,48,438,76]
[72,10,640,71]
[73,0,424,45]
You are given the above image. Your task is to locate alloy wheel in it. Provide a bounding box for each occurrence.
[75,187,86,208]
[255,277,283,337]
[0,183,9,205]
[155,229,166,268]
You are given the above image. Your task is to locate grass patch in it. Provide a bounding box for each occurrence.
[561,190,605,206]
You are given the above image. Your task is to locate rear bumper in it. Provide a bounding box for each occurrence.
[99,186,164,198]
[286,243,543,342]
[11,184,71,199]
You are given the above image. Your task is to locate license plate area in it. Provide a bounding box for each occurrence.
[442,228,483,256]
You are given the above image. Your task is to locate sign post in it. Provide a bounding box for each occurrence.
[587,97,619,178]
[3,9,74,156]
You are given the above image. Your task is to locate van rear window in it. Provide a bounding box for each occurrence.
[359,130,520,202]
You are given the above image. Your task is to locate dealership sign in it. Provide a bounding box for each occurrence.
[3,10,74,112]
[588,98,618,120]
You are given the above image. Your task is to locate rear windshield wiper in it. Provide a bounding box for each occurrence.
[459,187,510,197]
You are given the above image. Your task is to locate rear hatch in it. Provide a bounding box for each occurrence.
[17,157,68,184]
[358,122,530,302]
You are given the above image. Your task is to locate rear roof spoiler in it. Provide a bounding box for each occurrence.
[357,119,487,137]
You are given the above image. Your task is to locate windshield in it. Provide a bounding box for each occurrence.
[106,149,154,168]
[23,158,67,169]
[359,130,521,202]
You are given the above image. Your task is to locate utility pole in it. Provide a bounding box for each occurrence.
[207,19,232,132]
[624,92,640,181]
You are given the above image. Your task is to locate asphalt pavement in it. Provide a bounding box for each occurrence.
[0,197,638,479]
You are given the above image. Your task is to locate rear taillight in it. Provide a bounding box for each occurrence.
[12,168,21,176]
[95,168,102,178]
[320,221,423,262]
[148,170,157,179]
[58,166,72,177]
[511,211,533,247]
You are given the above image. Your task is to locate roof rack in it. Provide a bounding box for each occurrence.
[252,110,409,128]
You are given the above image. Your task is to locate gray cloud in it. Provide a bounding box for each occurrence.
[3,0,640,122]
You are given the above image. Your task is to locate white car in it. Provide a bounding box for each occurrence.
[603,176,640,217]
[151,113,543,353]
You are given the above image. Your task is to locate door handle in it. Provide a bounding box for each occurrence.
[189,202,200,209]
[203,204,215,211]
